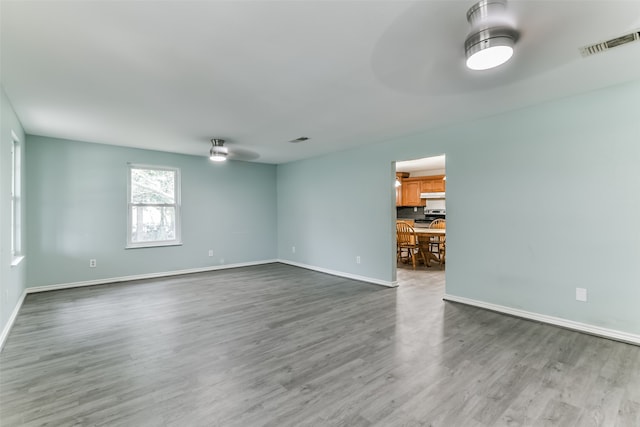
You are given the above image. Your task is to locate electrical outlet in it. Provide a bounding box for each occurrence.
[356,256,361,264]
[292,246,296,253]
[89,259,97,268]
[576,287,587,302]
[208,249,213,257]
[414,207,418,212]
[219,258,225,264]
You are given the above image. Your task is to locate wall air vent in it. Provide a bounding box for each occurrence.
[580,30,640,57]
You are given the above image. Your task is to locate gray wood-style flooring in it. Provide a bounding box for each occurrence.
[1,263,639,426]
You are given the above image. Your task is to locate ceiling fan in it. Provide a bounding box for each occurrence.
[209,138,259,162]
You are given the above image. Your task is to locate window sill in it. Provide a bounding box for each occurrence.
[125,241,183,250]
[11,255,25,267]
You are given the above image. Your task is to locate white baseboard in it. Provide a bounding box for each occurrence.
[278,259,398,288]
[443,294,640,346]
[0,290,27,352]
[26,259,279,294]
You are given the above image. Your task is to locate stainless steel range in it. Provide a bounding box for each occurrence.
[425,209,446,216]
[414,209,446,228]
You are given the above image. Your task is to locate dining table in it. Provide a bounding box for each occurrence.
[413,228,445,237]
[413,228,445,265]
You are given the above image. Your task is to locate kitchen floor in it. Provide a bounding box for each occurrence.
[396,255,445,274]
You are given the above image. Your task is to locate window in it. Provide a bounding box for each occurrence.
[127,164,181,248]
[10,131,22,264]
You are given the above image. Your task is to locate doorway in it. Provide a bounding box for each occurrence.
[395,155,446,281]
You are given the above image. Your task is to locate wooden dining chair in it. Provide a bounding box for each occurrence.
[427,219,446,266]
[396,219,415,261]
[396,221,428,270]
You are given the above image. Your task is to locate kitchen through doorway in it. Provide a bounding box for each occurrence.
[395,155,446,280]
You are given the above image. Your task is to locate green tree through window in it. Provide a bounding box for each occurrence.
[127,165,181,247]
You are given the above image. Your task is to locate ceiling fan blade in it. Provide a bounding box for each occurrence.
[227,147,260,161]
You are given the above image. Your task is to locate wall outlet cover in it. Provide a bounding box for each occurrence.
[576,287,587,302]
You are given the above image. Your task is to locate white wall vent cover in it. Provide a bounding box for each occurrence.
[580,30,640,57]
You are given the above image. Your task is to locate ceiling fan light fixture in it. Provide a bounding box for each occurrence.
[209,138,228,162]
[465,31,515,70]
[464,0,518,71]
[209,151,227,162]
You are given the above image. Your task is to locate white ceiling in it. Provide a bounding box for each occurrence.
[2,1,639,164]
[396,155,446,173]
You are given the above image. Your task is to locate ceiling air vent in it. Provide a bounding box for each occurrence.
[580,30,640,57]
[288,137,310,143]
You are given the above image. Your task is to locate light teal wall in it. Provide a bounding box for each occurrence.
[1,87,27,333]
[26,136,277,287]
[277,143,399,281]
[277,80,640,335]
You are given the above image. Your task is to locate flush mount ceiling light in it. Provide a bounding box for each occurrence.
[464,0,519,71]
[209,138,228,162]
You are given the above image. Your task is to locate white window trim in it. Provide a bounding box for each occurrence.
[11,256,25,267]
[10,131,23,266]
[126,163,182,249]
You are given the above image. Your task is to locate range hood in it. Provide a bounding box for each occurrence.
[420,192,446,199]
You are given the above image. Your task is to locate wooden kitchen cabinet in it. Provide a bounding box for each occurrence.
[420,180,434,193]
[401,180,425,207]
[433,175,446,192]
[395,172,409,206]
[420,175,446,193]
[396,174,444,206]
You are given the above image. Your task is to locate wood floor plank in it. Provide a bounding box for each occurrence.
[1,262,639,426]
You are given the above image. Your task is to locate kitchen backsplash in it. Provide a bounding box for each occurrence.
[397,207,427,220]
